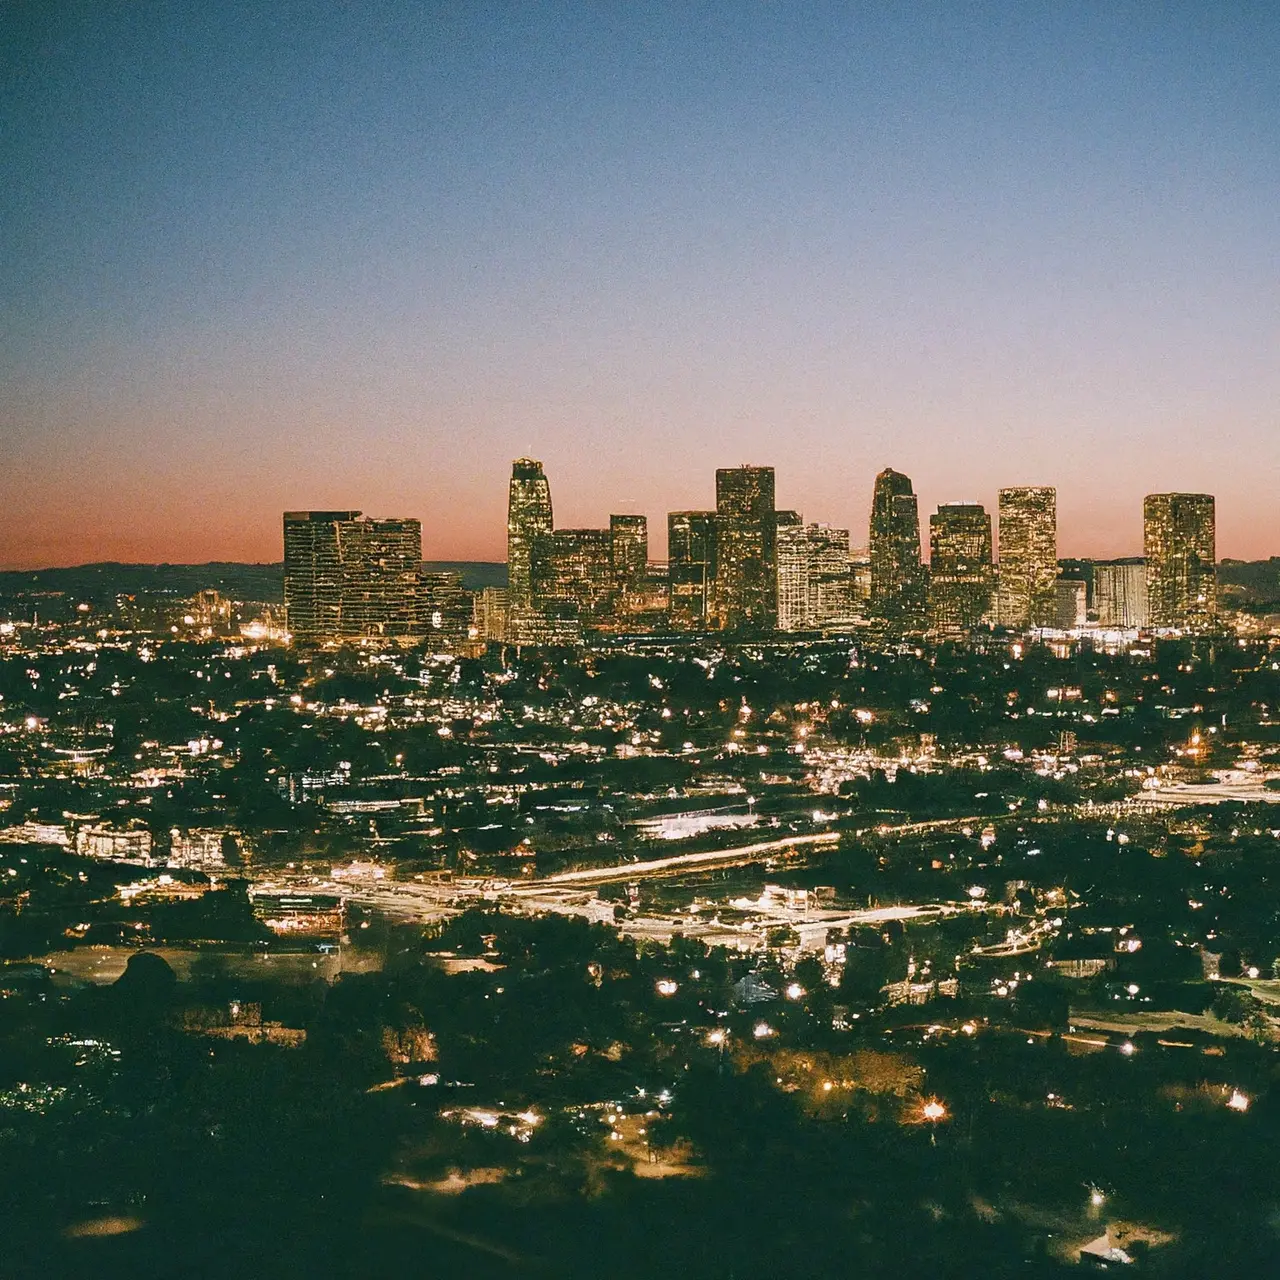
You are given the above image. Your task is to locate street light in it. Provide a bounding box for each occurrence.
[921,1097,947,1147]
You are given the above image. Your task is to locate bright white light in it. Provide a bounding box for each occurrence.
[753,1021,774,1040]
[785,982,805,1001]
[1227,1090,1250,1113]
[706,1029,726,1047]
[921,1099,947,1122]
[1120,1041,1136,1056]
[655,978,678,997]
[1090,1189,1105,1207]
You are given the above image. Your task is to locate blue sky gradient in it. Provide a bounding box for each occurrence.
[3,1,1278,566]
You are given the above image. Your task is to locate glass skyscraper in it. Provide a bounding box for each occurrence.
[928,503,993,634]
[869,468,925,632]
[668,511,718,630]
[283,511,422,643]
[714,466,777,633]
[997,487,1057,629]
[1144,493,1216,630]
[506,458,554,615]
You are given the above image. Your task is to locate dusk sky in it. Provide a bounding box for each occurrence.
[3,1,1278,569]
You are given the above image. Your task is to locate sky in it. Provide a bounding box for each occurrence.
[2,0,1279,568]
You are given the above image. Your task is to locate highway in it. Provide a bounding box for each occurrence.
[530,830,842,886]
[251,816,999,952]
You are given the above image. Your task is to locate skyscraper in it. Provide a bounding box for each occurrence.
[1094,560,1148,629]
[928,503,993,633]
[473,586,509,643]
[777,523,852,631]
[869,468,925,631]
[532,528,615,622]
[1144,493,1216,630]
[714,466,777,632]
[668,511,718,630]
[283,511,422,643]
[776,523,811,632]
[997,487,1057,629]
[609,514,648,607]
[506,458,554,615]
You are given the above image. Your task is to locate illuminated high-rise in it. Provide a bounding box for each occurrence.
[776,524,811,632]
[1144,493,1216,630]
[668,511,717,630]
[610,515,648,611]
[714,466,777,632]
[532,528,615,623]
[473,586,509,643]
[283,511,421,643]
[1094,560,1148,629]
[506,458,554,614]
[778,523,852,631]
[928,503,993,633]
[869,468,925,631]
[997,487,1057,629]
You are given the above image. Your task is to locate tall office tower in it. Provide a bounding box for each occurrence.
[343,518,423,637]
[506,458,554,614]
[668,511,718,630]
[928,503,993,633]
[714,466,777,632]
[473,586,509,642]
[807,524,853,625]
[283,511,422,643]
[997,486,1057,629]
[1094,559,1148,628]
[869,468,925,631]
[531,528,615,623]
[777,523,853,631]
[284,511,357,641]
[609,515,648,604]
[776,523,812,631]
[1144,493,1216,630]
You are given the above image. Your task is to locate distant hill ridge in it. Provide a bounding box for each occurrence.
[2,559,1277,607]
[0,561,508,603]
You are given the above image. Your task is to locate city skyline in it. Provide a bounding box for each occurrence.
[0,453,1268,572]
[4,3,1280,569]
[280,456,1220,643]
